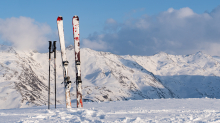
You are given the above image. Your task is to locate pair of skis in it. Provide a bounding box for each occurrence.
[57,16,83,108]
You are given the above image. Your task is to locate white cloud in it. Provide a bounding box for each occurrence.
[106,18,117,24]
[104,18,119,32]
[83,6,220,56]
[199,42,220,56]
[0,16,53,52]
[135,18,150,29]
[82,37,110,51]
[164,7,195,19]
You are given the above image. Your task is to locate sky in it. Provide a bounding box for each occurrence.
[0,0,220,56]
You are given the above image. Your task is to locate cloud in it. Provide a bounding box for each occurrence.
[0,16,53,52]
[83,6,220,56]
[106,18,117,24]
[82,34,111,51]
[104,18,119,32]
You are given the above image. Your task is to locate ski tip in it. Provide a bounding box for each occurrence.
[73,15,79,18]
[73,15,79,21]
[57,16,63,21]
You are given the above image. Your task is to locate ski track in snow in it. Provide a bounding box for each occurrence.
[1,99,220,123]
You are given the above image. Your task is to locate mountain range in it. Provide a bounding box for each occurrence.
[0,45,220,109]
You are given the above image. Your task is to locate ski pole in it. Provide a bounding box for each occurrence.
[53,41,57,109]
[48,41,52,109]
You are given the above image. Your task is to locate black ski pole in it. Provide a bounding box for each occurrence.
[53,41,57,109]
[48,41,52,109]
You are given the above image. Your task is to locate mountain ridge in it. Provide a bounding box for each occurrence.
[0,45,220,109]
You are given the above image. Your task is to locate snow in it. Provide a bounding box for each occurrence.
[1,98,220,122]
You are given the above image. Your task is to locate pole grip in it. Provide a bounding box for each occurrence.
[53,41,56,58]
[49,41,52,59]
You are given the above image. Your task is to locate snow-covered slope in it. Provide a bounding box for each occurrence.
[0,45,220,109]
[130,51,220,98]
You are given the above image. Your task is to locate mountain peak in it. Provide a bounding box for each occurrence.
[195,51,203,55]
[194,51,211,58]
[154,51,168,57]
[66,45,74,50]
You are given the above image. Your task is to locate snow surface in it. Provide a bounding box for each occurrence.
[1,98,220,122]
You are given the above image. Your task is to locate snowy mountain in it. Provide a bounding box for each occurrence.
[0,45,220,109]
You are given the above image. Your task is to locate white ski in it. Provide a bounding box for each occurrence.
[73,15,83,108]
[57,16,72,108]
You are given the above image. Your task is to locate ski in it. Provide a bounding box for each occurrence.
[72,15,83,108]
[57,16,72,108]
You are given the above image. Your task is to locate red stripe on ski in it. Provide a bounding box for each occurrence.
[80,99,83,107]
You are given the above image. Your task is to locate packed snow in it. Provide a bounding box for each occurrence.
[1,98,220,122]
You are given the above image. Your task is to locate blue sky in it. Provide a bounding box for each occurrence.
[0,0,220,55]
